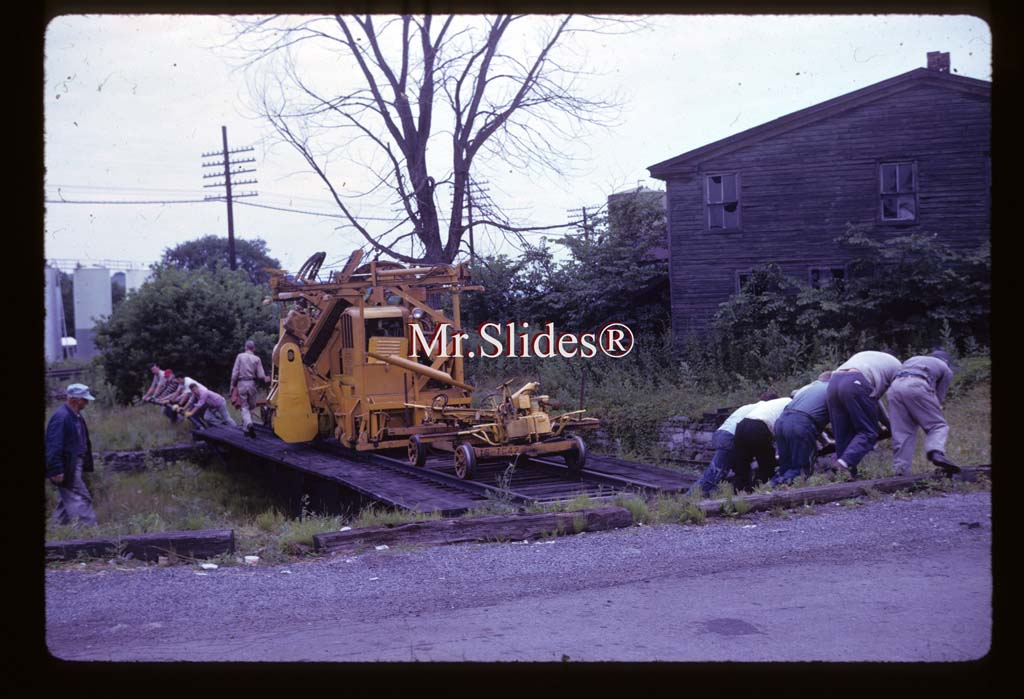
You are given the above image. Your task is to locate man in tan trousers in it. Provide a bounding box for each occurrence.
[230,339,268,437]
[886,349,960,477]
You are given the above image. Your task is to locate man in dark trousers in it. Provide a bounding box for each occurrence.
[826,350,901,478]
[771,371,833,486]
[45,383,98,527]
[688,392,779,497]
[730,395,792,492]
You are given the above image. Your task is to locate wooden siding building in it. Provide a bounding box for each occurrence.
[648,52,990,343]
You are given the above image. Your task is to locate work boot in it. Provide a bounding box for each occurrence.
[246,424,256,438]
[927,450,961,476]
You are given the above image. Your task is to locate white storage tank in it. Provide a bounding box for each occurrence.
[44,266,65,364]
[73,267,112,359]
[124,268,152,293]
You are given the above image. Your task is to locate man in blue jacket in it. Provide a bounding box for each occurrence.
[45,383,98,526]
[770,371,833,486]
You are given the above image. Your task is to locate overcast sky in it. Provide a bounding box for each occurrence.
[43,13,992,274]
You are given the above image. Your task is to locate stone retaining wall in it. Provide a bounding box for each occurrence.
[656,408,733,469]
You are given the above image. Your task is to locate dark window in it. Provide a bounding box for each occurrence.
[707,173,741,231]
[736,269,754,293]
[809,266,847,289]
[880,162,917,221]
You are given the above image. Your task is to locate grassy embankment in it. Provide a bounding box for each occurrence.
[44,355,990,565]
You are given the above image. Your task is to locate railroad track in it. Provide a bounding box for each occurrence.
[312,438,689,506]
[198,424,695,513]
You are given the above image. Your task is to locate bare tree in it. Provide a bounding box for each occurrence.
[227,14,634,264]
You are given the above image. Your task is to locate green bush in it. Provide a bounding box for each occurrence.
[708,225,990,380]
[94,265,279,403]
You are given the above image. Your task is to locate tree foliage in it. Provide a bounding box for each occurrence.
[554,191,669,334]
[231,14,633,263]
[708,225,991,379]
[94,266,279,403]
[464,190,669,335]
[159,235,282,285]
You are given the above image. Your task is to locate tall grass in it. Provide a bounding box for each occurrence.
[45,385,250,453]
[44,351,990,565]
[45,459,355,564]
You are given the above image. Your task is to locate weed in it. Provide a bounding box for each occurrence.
[565,494,597,511]
[349,505,442,529]
[859,484,883,501]
[572,514,587,534]
[614,494,650,524]
[255,508,285,532]
[769,506,791,519]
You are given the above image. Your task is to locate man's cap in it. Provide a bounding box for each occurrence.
[66,383,96,400]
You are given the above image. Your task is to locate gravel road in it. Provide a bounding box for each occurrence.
[45,490,991,662]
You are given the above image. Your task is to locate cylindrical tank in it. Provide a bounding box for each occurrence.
[44,266,65,364]
[125,268,152,293]
[73,267,112,359]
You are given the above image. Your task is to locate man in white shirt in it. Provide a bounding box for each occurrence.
[730,396,792,491]
[688,392,779,497]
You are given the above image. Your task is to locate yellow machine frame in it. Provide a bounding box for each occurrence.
[264,250,479,451]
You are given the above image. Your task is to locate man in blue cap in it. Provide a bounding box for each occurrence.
[45,383,98,526]
[886,350,960,477]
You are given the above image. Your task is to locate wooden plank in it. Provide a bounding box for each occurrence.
[195,426,483,512]
[119,530,235,561]
[46,529,234,562]
[313,506,635,554]
[45,538,117,561]
[697,467,989,516]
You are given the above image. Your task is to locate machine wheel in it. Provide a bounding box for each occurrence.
[564,435,587,473]
[454,443,477,480]
[408,435,428,468]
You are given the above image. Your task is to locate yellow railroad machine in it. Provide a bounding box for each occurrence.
[263,249,597,479]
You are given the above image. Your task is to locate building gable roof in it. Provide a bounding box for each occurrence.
[648,68,990,178]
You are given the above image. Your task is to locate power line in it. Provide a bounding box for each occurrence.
[233,199,404,223]
[45,197,209,205]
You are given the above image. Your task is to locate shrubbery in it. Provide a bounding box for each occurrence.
[705,225,990,380]
[94,265,279,403]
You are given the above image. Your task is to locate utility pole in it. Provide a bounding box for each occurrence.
[467,179,490,266]
[467,181,475,266]
[202,126,257,271]
[566,206,593,242]
[458,178,489,266]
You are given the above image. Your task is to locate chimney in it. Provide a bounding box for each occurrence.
[927,51,950,73]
